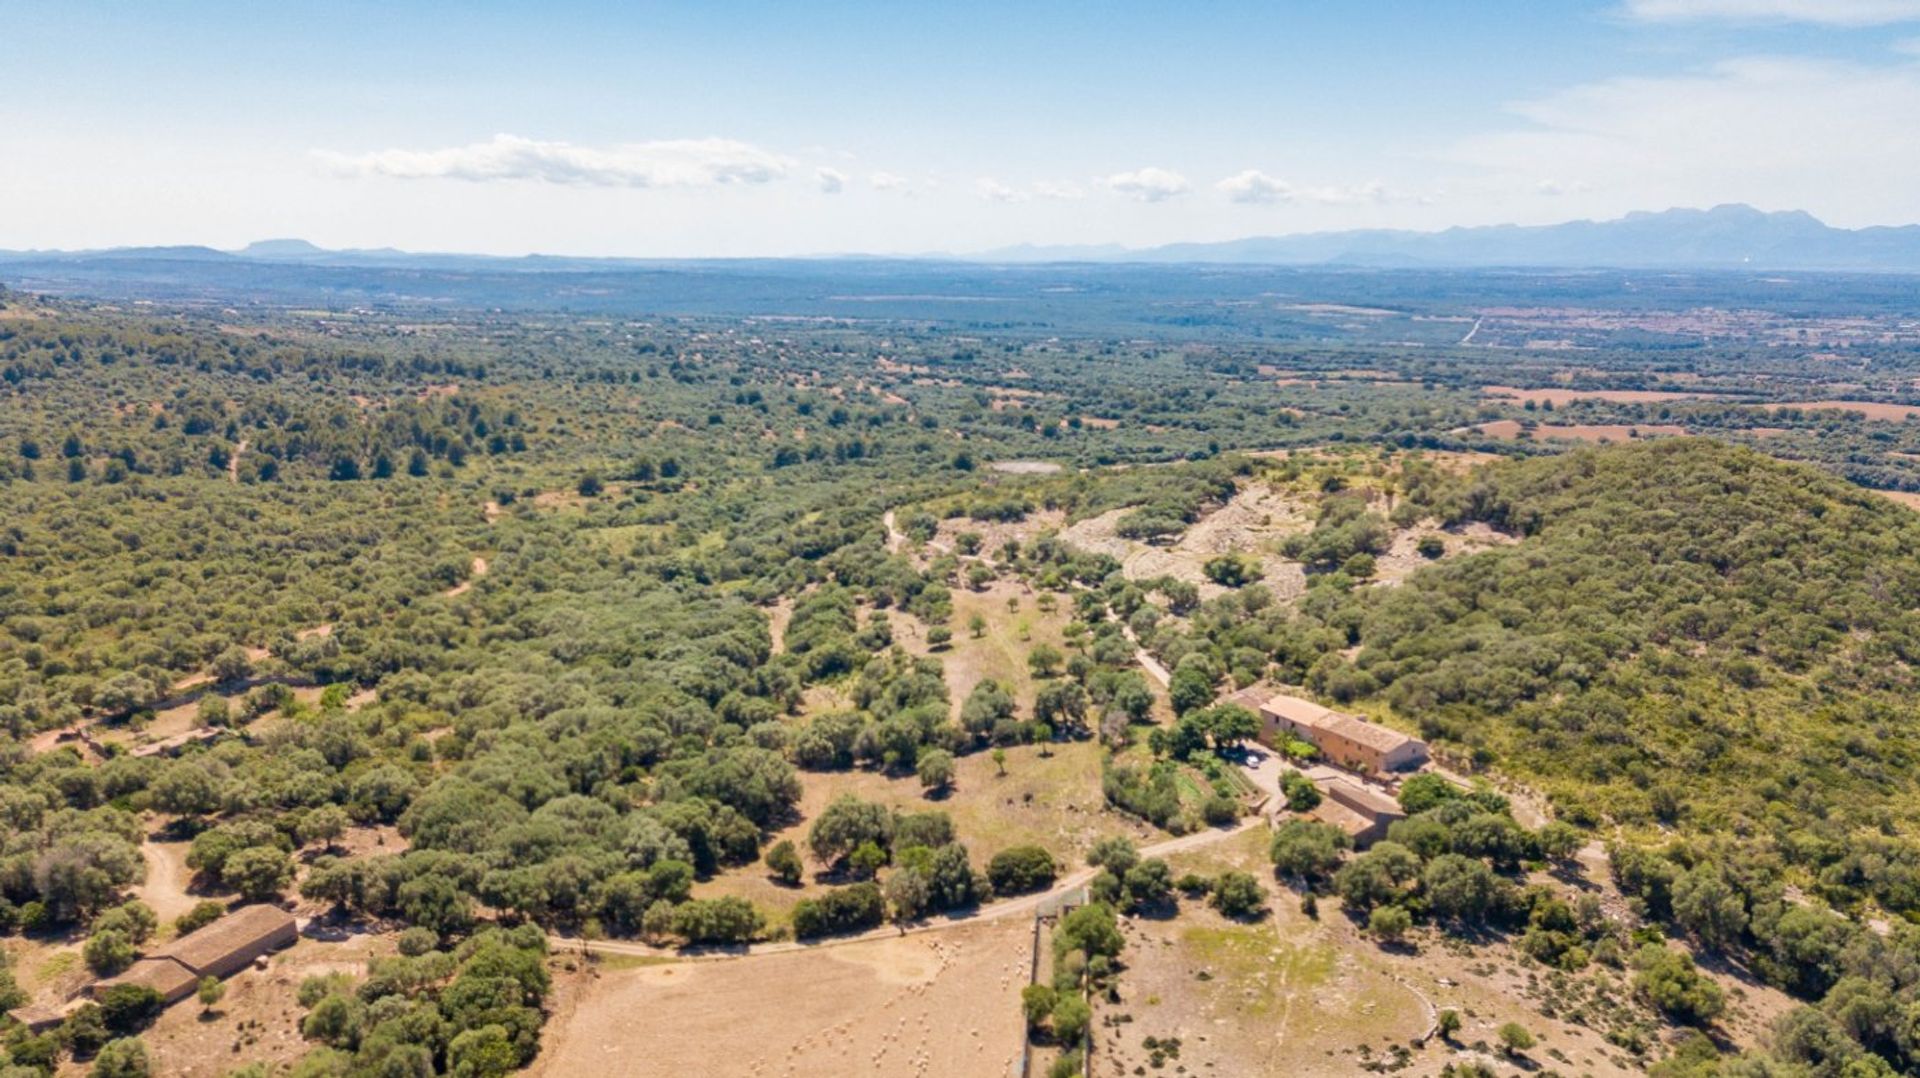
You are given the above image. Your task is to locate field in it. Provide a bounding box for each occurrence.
[696,739,1152,928]
[909,577,1076,719]
[1482,385,1724,406]
[536,918,1031,1078]
[1763,400,1920,421]
[1477,420,1690,443]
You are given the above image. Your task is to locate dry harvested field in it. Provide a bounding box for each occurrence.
[1763,400,1920,421]
[986,459,1064,474]
[1100,828,1434,1077]
[1481,385,1722,405]
[536,918,1031,1078]
[1875,489,1920,510]
[1478,420,1688,443]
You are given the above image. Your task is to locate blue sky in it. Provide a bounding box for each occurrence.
[4,0,1919,255]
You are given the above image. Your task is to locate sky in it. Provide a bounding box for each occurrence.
[3,0,1920,256]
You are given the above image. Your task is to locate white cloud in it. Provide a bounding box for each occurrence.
[1300,181,1394,205]
[815,167,846,194]
[1033,180,1086,200]
[975,177,1029,203]
[868,171,910,192]
[1622,0,1920,24]
[1217,169,1294,204]
[1105,167,1190,202]
[1452,56,1920,224]
[1534,178,1594,196]
[318,134,792,188]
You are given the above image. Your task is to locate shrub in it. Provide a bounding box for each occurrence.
[89,1037,151,1078]
[1051,995,1092,1044]
[987,846,1057,895]
[765,839,804,885]
[791,883,886,940]
[1632,944,1725,1025]
[1021,984,1058,1030]
[1210,872,1267,919]
[172,900,225,937]
[83,930,136,976]
[1368,904,1413,943]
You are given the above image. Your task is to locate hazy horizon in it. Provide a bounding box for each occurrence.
[7,0,1920,257]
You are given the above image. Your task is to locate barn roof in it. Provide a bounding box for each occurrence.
[161,903,297,974]
[95,957,196,1000]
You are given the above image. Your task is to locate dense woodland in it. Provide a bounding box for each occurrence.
[4,285,1920,1076]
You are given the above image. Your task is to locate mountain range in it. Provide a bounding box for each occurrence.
[4,205,1920,274]
[974,205,1920,272]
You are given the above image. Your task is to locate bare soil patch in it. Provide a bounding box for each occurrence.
[1482,385,1722,405]
[766,597,795,654]
[536,918,1030,1078]
[1478,420,1688,444]
[986,460,1063,475]
[1764,400,1920,421]
[443,555,489,598]
[1370,522,1516,587]
[132,839,200,927]
[1059,484,1312,603]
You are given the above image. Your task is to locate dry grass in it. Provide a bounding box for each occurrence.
[696,740,1152,928]
[1102,833,1429,1078]
[1058,484,1312,603]
[1764,400,1920,421]
[895,577,1071,720]
[1482,385,1722,405]
[536,918,1031,1078]
[134,930,399,1078]
[1478,420,1688,444]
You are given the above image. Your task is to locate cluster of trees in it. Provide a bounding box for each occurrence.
[3,982,164,1076]
[785,799,1001,937]
[291,925,551,1077]
[1021,901,1126,1077]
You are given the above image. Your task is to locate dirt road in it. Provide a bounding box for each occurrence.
[1121,624,1170,687]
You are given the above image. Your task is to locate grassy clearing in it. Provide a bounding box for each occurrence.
[940,579,1070,717]
[1180,923,1336,1018]
[695,739,1152,931]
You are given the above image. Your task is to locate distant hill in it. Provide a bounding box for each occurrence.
[239,238,328,259]
[976,205,1920,272]
[4,205,1918,274]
